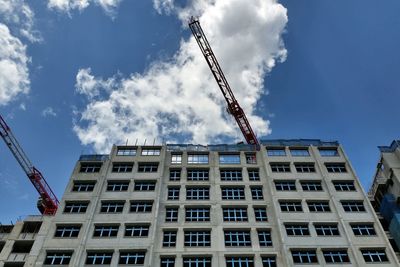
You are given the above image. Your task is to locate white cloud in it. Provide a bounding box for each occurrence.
[41,107,57,117]
[74,0,287,152]
[0,24,30,106]
[48,0,122,17]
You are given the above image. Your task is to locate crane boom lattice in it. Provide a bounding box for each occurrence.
[189,18,260,149]
[0,115,59,215]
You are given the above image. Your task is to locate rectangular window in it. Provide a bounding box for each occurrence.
[130,201,153,213]
[361,249,388,263]
[262,256,277,267]
[300,181,322,191]
[185,207,210,222]
[285,224,310,236]
[224,230,251,246]
[219,154,240,164]
[106,181,129,192]
[44,252,73,265]
[220,169,242,181]
[116,147,136,156]
[168,187,180,200]
[64,201,89,213]
[112,162,134,173]
[295,163,315,173]
[119,251,145,265]
[251,186,264,200]
[138,163,158,172]
[55,225,80,238]
[134,181,156,191]
[184,230,211,247]
[246,153,257,164]
[72,181,95,192]
[161,257,175,267]
[351,224,376,236]
[80,162,102,173]
[267,148,286,156]
[93,225,119,237]
[141,148,161,156]
[186,187,209,200]
[307,201,331,212]
[275,180,296,191]
[223,207,248,222]
[270,163,291,172]
[165,207,178,222]
[183,257,211,267]
[188,154,209,164]
[291,250,318,264]
[171,154,182,164]
[314,224,340,236]
[169,169,181,181]
[248,169,260,181]
[254,207,268,222]
[221,187,245,200]
[86,252,113,265]
[258,229,272,247]
[162,230,177,247]
[279,200,303,212]
[124,225,149,237]
[319,148,339,157]
[341,201,365,212]
[187,169,209,181]
[323,250,350,263]
[325,163,347,173]
[100,201,124,213]
[226,257,254,267]
[290,148,310,157]
[333,181,356,191]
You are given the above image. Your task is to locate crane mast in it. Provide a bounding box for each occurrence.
[189,18,260,149]
[0,115,59,215]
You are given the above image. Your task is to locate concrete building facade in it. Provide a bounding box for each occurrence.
[23,140,398,266]
[369,140,400,260]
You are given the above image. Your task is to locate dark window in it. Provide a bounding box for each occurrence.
[86,252,113,265]
[44,252,73,265]
[116,147,136,156]
[300,181,323,191]
[72,181,95,192]
[246,153,257,164]
[168,187,180,200]
[124,225,149,237]
[186,187,209,200]
[112,162,133,173]
[325,163,347,173]
[163,231,177,247]
[319,148,339,157]
[295,163,315,173]
[134,181,156,191]
[267,148,286,156]
[100,201,124,213]
[307,201,331,212]
[290,148,310,157]
[64,202,89,213]
[226,257,254,267]
[285,224,310,236]
[80,162,102,173]
[169,169,181,181]
[220,169,242,181]
[248,169,260,181]
[219,154,240,164]
[258,229,272,246]
[251,186,263,200]
[165,207,178,222]
[130,201,153,213]
[341,201,365,212]
[55,225,80,238]
[314,224,340,236]
[270,163,290,172]
[224,230,251,246]
[93,225,119,237]
[333,181,356,191]
[106,181,129,191]
[187,169,209,181]
[184,230,211,247]
[279,201,303,212]
[221,187,245,200]
[161,257,175,267]
[351,224,376,236]
[291,250,318,264]
[223,207,248,222]
[185,207,210,222]
[141,148,161,156]
[361,249,389,263]
[262,256,277,267]
[119,251,145,265]
[323,250,350,263]
[275,180,296,191]
[254,207,268,222]
[138,163,158,172]
[183,257,211,267]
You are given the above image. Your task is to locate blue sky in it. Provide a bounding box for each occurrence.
[0,0,399,223]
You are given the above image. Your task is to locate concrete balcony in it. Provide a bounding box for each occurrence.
[368,175,388,198]
[7,252,28,262]
[18,232,37,240]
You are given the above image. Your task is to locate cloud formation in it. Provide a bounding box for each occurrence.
[74,0,288,152]
[41,107,57,117]
[47,0,122,17]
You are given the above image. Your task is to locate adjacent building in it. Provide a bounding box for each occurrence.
[369,140,400,261]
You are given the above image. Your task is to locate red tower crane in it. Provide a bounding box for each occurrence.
[0,115,59,215]
[189,18,260,149]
